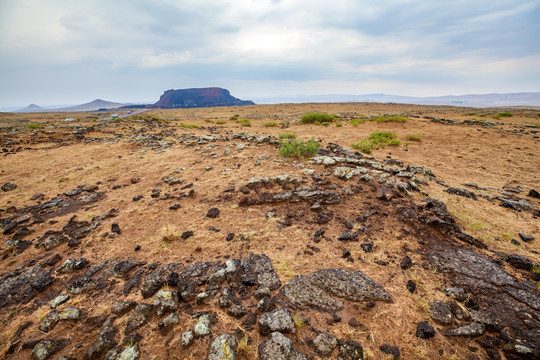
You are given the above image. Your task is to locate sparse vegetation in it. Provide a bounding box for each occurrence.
[160,225,181,242]
[336,122,343,127]
[216,120,226,124]
[352,131,400,154]
[278,138,320,158]
[350,114,408,126]
[405,134,424,142]
[178,123,201,129]
[493,111,513,119]
[26,123,42,129]
[301,112,336,124]
[264,121,278,127]
[235,118,251,127]
[129,114,169,123]
[278,133,296,139]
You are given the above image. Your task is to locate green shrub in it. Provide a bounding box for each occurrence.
[235,118,251,127]
[216,120,226,124]
[265,122,278,127]
[321,122,330,126]
[352,131,400,154]
[178,123,201,129]
[229,114,240,120]
[351,140,374,154]
[205,119,214,123]
[405,134,424,141]
[278,139,320,158]
[301,112,336,124]
[369,131,397,144]
[26,123,42,129]
[336,123,343,127]
[350,115,407,126]
[279,133,297,139]
[493,112,513,119]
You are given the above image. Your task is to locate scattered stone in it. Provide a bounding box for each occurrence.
[341,248,351,258]
[505,254,533,271]
[469,310,500,328]
[416,321,435,339]
[406,280,416,293]
[118,345,140,360]
[154,290,178,316]
[444,323,485,337]
[241,253,282,290]
[181,231,194,239]
[111,301,137,316]
[360,242,373,252]
[380,344,400,359]
[169,203,180,210]
[518,233,534,243]
[337,230,356,241]
[158,312,179,335]
[227,304,247,318]
[529,189,540,198]
[313,332,338,357]
[132,195,143,202]
[182,330,194,347]
[2,182,17,192]
[57,258,87,273]
[207,333,238,360]
[444,187,477,200]
[400,256,413,270]
[255,286,271,299]
[194,313,211,337]
[258,308,296,335]
[83,318,118,360]
[338,339,364,360]
[113,260,137,278]
[39,311,60,332]
[226,233,235,241]
[59,306,81,320]
[111,223,121,234]
[258,331,309,360]
[125,303,154,335]
[32,339,65,360]
[206,208,220,218]
[376,186,393,200]
[429,300,452,325]
[50,294,70,309]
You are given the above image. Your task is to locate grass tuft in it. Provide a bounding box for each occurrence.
[235,118,251,127]
[178,123,201,129]
[264,122,278,127]
[493,112,513,119]
[26,123,42,129]
[301,112,336,124]
[278,139,320,158]
[160,225,182,242]
[405,134,424,142]
[352,131,400,154]
[278,133,297,139]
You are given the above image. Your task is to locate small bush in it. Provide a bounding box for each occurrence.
[278,139,320,158]
[493,112,513,119]
[321,122,330,126]
[235,118,251,127]
[352,131,400,154]
[26,123,42,129]
[279,133,297,139]
[388,139,401,146]
[373,115,408,123]
[205,119,214,123]
[178,123,201,129]
[336,123,343,127]
[160,225,181,242]
[405,134,424,142]
[265,122,278,127]
[301,112,336,124]
[216,120,226,125]
[351,140,374,154]
[229,115,240,120]
[369,131,397,144]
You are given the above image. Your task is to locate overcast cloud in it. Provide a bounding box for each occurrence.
[0,0,539,107]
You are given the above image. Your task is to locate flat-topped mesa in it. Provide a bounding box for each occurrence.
[153,87,255,108]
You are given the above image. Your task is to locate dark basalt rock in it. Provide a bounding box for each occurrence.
[241,253,281,291]
[338,339,364,360]
[84,318,118,360]
[416,321,435,339]
[444,187,477,200]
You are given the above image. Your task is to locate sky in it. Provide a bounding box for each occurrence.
[0,0,539,108]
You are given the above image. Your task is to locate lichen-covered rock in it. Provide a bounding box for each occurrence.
[118,344,140,360]
[113,260,137,278]
[258,332,309,360]
[111,301,137,316]
[219,286,232,308]
[140,270,166,298]
[32,339,66,360]
[194,313,211,337]
[258,308,296,335]
[50,294,70,309]
[207,333,238,360]
[429,300,452,325]
[39,311,60,332]
[84,318,118,360]
[227,304,247,318]
[313,332,338,357]
[279,275,344,312]
[338,339,364,360]
[445,323,485,337]
[182,330,194,347]
[59,306,81,320]
[241,253,281,290]
[57,258,87,273]
[158,312,179,335]
[153,290,178,316]
[125,304,153,335]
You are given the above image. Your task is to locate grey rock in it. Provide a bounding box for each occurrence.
[59,306,81,320]
[206,207,220,218]
[313,332,338,357]
[241,253,281,290]
[219,287,232,308]
[2,182,17,192]
[337,339,364,360]
[258,308,296,335]
[32,339,65,360]
[158,312,179,335]
[57,258,87,273]
[207,333,238,360]
[443,287,467,302]
[140,269,166,298]
[125,303,153,335]
[84,318,118,360]
[50,294,70,309]
[469,310,500,328]
[518,233,535,242]
[255,286,271,299]
[415,321,435,339]
[444,187,477,200]
[258,332,309,360]
[153,290,178,316]
[39,311,60,332]
[445,323,485,337]
[194,314,211,337]
[182,330,194,347]
[118,345,140,360]
[227,304,247,318]
[113,260,137,278]
[111,301,137,316]
[506,254,533,271]
[429,300,452,325]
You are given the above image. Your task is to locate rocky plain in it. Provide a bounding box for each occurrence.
[0,102,538,360]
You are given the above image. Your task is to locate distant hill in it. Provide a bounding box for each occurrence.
[17,104,48,112]
[16,99,127,113]
[251,92,540,107]
[153,87,254,108]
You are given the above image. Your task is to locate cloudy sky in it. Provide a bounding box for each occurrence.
[0,0,539,107]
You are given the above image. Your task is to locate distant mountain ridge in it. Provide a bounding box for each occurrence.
[251,92,540,107]
[153,87,254,108]
[16,99,128,112]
